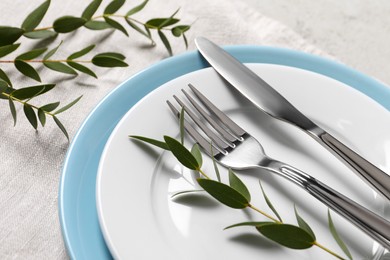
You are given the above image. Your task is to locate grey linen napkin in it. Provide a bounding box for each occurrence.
[0,0,326,258]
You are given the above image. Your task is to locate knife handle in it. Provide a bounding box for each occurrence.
[318,132,390,201]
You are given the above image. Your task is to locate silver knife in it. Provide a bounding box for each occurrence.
[195,36,390,200]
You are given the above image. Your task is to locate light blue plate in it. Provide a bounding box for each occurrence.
[59,46,390,259]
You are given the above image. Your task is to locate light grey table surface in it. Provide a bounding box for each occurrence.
[0,0,389,259]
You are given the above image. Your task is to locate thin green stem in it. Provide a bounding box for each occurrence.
[248,204,282,224]
[1,92,55,116]
[314,241,346,260]
[198,169,211,180]
[0,59,92,63]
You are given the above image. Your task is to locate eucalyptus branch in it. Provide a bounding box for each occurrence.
[129,133,355,260]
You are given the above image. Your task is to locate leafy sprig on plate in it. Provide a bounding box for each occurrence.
[0,0,191,139]
[129,110,354,259]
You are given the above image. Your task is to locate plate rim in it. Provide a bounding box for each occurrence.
[59,45,390,259]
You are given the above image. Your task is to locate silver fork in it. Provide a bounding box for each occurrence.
[167,84,390,250]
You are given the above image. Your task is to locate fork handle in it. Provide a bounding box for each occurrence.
[268,160,390,249]
[311,130,390,201]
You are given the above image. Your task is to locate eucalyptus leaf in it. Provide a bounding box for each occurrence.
[67,62,97,78]
[197,178,249,209]
[294,205,315,240]
[126,0,148,16]
[40,102,60,112]
[53,16,87,33]
[11,84,55,100]
[38,108,46,126]
[164,135,199,170]
[259,180,283,222]
[92,55,128,67]
[183,34,188,49]
[21,0,51,32]
[0,68,12,86]
[129,135,169,150]
[54,95,82,115]
[224,221,273,230]
[328,210,353,260]
[23,30,57,39]
[171,189,204,199]
[23,103,38,129]
[53,115,69,140]
[8,98,17,126]
[0,43,20,58]
[104,16,128,36]
[171,25,190,37]
[146,18,179,29]
[84,20,112,30]
[257,223,315,249]
[94,52,125,60]
[125,18,152,40]
[43,41,62,60]
[68,45,95,60]
[157,30,172,56]
[82,0,102,20]
[0,26,24,46]
[44,62,78,75]
[104,0,125,14]
[0,81,7,93]
[0,85,14,100]
[228,169,251,202]
[16,48,47,60]
[14,60,41,82]
[191,144,202,168]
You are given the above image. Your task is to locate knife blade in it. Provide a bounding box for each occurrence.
[195,36,390,200]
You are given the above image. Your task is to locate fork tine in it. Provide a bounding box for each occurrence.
[166,100,223,157]
[173,95,234,151]
[181,89,238,144]
[188,83,246,138]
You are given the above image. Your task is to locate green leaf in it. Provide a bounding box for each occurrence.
[8,98,17,126]
[0,85,14,100]
[229,169,251,202]
[191,143,202,168]
[16,48,47,60]
[67,62,97,78]
[104,0,125,14]
[40,102,60,112]
[225,221,273,230]
[14,60,41,82]
[171,25,190,37]
[11,84,55,100]
[260,180,283,223]
[179,107,185,144]
[0,26,24,46]
[92,55,128,67]
[146,18,179,29]
[129,135,169,150]
[84,20,112,30]
[53,115,69,140]
[54,95,82,115]
[197,178,249,209]
[294,205,315,240]
[164,136,199,170]
[126,0,148,16]
[82,0,102,20]
[43,62,78,75]
[183,34,188,49]
[328,210,353,260]
[257,223,315,249]
[158,30,172,56]
[23,30,57,39]
[125,18,152,41]
[94,52,125,60]
[171,189,204,199]
[21,0,50,32]
[53,16,87,33]
[104,16,128,36]
[68,44,95,60]
[0,43,20,58]
[0,80,7,93]
[43,41,62,60]
[23,103,38,129]
[38,108,46,126]
[0,68,12,86]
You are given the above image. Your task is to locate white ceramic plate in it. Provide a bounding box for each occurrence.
[97,64,390,259]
